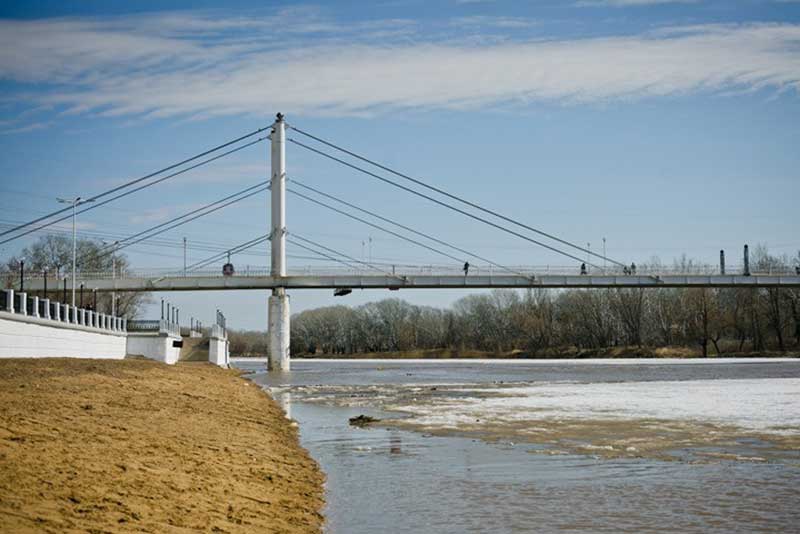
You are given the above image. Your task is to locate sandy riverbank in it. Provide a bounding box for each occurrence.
[0,358,324,533]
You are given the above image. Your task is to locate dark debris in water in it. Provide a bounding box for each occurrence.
[349,415,381,427]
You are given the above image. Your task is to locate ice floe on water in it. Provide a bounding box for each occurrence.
[390,378,800,434]
[264,361,800,459]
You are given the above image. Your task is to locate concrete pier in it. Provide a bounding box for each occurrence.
[208,324,230,367]
[268,288,290,371]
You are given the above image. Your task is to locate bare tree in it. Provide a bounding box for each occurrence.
[3,235,149,318]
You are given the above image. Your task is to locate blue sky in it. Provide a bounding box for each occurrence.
[1,0,799,330]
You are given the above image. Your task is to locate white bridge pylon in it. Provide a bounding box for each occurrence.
[269,113,290,372]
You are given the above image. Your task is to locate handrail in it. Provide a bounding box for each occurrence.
[1,289,124,333]
[16,263,798,280]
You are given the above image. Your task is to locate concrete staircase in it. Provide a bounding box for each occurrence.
[179,336,210,362]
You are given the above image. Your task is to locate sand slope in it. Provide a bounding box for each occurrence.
[0,359,324,533]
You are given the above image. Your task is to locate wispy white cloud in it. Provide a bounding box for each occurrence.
[0,121,52,135]
[128,207,172,225]
[449,16,538,29]
[0,12,799,123]
[575,0,700,6]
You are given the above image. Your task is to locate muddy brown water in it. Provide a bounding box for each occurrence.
[237,358,800,534]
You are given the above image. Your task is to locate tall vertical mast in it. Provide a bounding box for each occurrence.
[270,113,286,277]
[268,112,290,371]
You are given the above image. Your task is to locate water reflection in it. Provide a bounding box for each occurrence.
[274,390,292,419]
[240,359,800,533]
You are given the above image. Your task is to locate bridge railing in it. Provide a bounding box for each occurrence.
[1,289,125,332]
[127,320,161,332]
[127,319,180,337]
[19,263,800,280]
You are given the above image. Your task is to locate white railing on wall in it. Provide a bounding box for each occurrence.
[211,323,226,339]
[160,319,180,337]
[1,289,126,333]
[126,319,180,337]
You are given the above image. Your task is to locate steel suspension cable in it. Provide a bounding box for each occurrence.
[290,126,625,268]
[286,238,364,273]
[288,139,597,268]
[0,127,270,240]
[92,180,268,257]
[90,184,269,262]
[187,234,269,272]
[287,187,465,264]
[291,179,528,277]
[289,233,397,277]
[0,137,267,246]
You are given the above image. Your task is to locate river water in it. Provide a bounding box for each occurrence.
[236,358,800,533]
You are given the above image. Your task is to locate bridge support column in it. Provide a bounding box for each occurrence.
[268,113,290,371]
[268,288,290,371]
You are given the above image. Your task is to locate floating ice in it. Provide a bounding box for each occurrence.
[391,378,800,434]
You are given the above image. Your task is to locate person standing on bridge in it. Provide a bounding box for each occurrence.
[463,262,470,276]
[580,263,587,275]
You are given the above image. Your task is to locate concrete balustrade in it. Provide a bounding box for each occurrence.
[1,289,231,367]
[1,289,126,360]
[1,290,123,335]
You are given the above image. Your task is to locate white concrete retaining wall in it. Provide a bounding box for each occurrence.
[126,333,182,365]
[1,289,226,367]
[209,336,229,367]
[0,311,127,359]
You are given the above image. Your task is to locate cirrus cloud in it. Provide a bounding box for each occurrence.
[0,12,799,122]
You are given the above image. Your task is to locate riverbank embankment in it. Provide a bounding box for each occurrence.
[0,358,324,533]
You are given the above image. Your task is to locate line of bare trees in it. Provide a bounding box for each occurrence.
[287,247,800,357]
[2,235,149,319]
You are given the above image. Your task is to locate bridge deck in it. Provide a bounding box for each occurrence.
[23,274,800,292]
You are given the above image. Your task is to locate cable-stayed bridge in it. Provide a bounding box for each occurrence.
[24,265,800,292]
[8,114,800,370]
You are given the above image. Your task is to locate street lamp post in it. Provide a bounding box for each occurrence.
[103,240,119,316]
[57,197,93,307]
